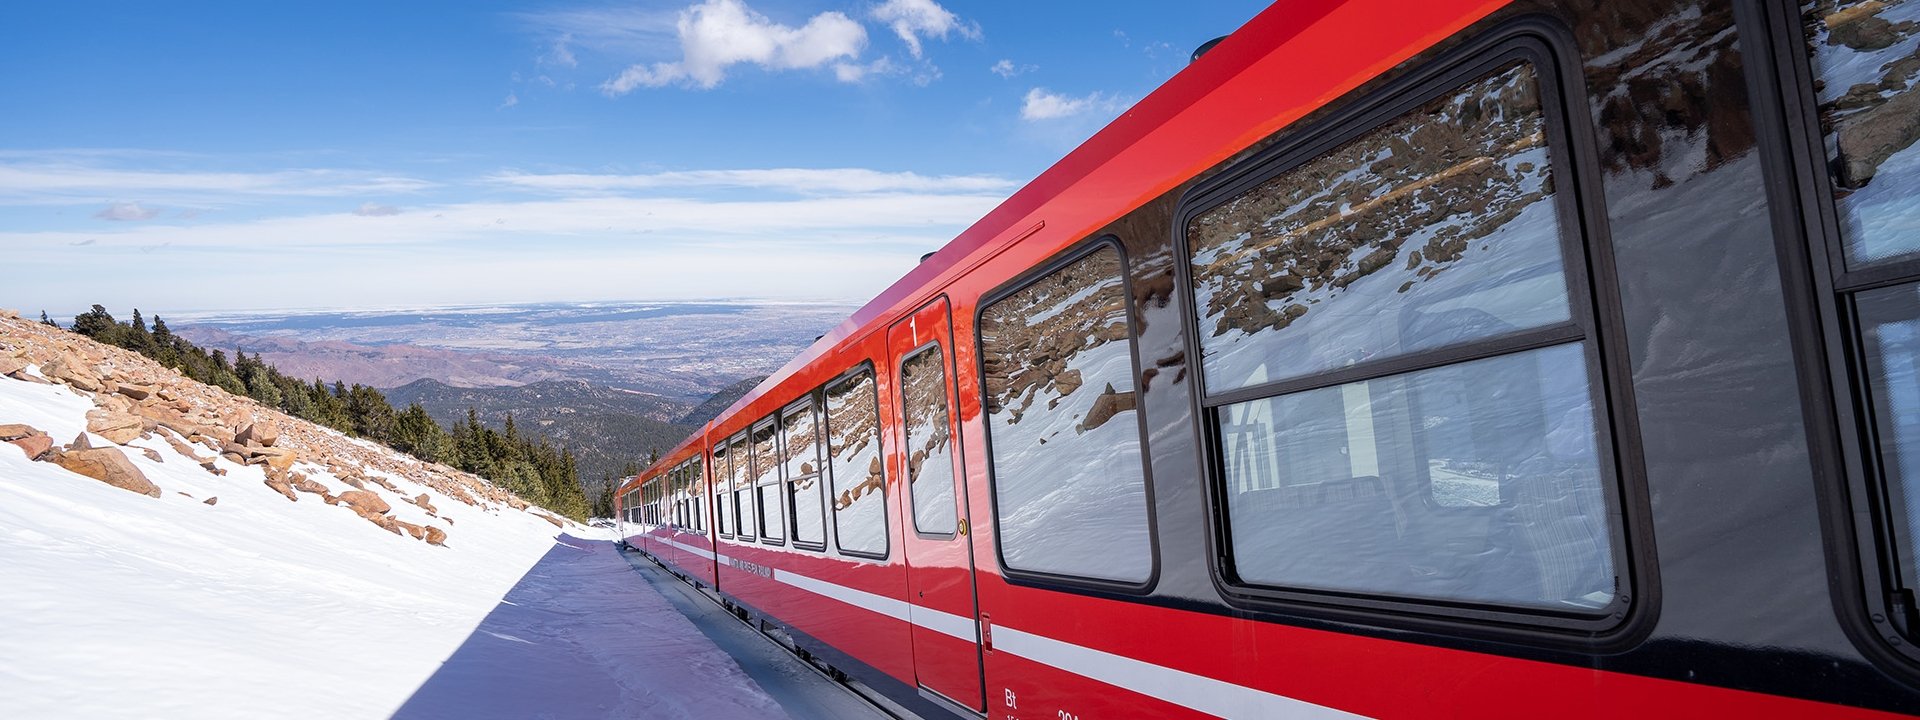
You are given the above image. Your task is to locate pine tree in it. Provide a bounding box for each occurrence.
[71,305,117,339]
[39,311,56,327]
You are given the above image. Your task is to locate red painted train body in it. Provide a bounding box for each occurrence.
[618,0,1920,716]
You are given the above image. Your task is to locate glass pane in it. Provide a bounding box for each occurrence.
[826,370,888,556]
[1188,62,1572,393]
[1859,282,1920,586]
[731,434,754,539]
[980,245,1154,582]
[1221,343,1616,611]
[1804,0,1920,265]
[902,346,960,535]
[784,403,827,546]
[752,420,783,541]
[713,447,731,534]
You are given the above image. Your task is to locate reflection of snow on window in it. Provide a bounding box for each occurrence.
[901,348,959,536]
[825,370,887,557]
[1805,0,1920,265]
[980,245,1153,583]
[1187,62,1573,393]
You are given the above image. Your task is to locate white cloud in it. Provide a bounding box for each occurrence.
[498,92,519,109]
[601,0,866,94]
[353,202,401,217]
[870,0,978,59]
[833,56,900,83]
[1,193,1005,254]
[546,33,579,68]
[486,167,1016,195]
[0,158,436,206]
[990,59,1033,78]
[515,8,678,56]
[94,202,160,221]
[1020,87,1129,121]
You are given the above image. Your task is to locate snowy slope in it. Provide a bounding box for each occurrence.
[0,322,801,719]
[0,370,579,718]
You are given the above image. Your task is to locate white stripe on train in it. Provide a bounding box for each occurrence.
[641,535,1366,720]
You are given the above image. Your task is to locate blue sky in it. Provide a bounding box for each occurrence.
[0,0,1269,316]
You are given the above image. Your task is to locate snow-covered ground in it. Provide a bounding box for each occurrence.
[0,370,800,719]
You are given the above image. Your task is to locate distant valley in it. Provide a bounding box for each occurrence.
[384,377,763,486]
[171,301,854,485]
[172,301,857,400]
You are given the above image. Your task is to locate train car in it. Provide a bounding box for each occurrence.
[615,0,1920,716]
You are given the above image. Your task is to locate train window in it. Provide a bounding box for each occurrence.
[752,418,785,543]
[979,242,1154,584]
[1185,60,1623,614]
[825,367,888,558]
[783,399,828,549]
[1804,0,1920,267]
[901,345,960,536]
[1803,0,1920,654]
[714,446,732,536]
[691,458,706,533]
[730,432,754,540]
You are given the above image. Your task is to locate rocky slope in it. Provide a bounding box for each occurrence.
[0,309,574,546]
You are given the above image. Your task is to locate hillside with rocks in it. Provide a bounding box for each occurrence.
[0,304,636,718]
[0,308,576,547]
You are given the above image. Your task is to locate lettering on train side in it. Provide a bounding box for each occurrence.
[727,557,774,578]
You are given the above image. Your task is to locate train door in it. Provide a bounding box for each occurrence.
[886,296,985,713]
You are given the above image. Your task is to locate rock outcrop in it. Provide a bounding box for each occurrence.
[52,447,160,498]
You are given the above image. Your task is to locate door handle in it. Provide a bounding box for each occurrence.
[957,517,968,536]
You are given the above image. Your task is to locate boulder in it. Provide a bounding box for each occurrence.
[414,493,437,516]
[42,354,100,391]
[0,356,26,376]
[534,512,565,528]
[394,520,427,540]
[204,496,218,506]
[424,526,447,546]
[7,368,50,384]
[288,474,324,493]
[0,423,39,441]
[85,409,144,445]
[235,422,279,448]
[68,432,92,451]
[256,447,298,473]
[53,447,160,498]
[140,447,164,463]
[338,489,391,515]
[8,434,53,461]
[115,383,155,401]
[98,394,133,414]
[262,474,298,502]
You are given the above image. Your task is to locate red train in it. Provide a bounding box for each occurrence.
[618,0,1920,716]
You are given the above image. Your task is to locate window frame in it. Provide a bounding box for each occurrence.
[751,415,786,545]
[898,339,964,541]
[1762,0,1920,675]
[972,235,1162,595]
[714,443,733,538]
[781,396,830,552]
[1171,33,1645,636]
[823,362,891,561]
[728,431,755,541]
